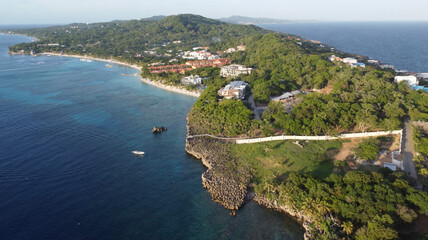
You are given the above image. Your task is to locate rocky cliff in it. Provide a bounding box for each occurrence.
[185,118,328,239]
[185,134,249,210]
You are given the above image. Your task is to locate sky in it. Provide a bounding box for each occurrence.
[1,0,428,24]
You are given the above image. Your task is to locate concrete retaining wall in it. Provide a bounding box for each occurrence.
[236,130,403,144]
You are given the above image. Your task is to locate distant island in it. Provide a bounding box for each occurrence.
[3,14,428,240]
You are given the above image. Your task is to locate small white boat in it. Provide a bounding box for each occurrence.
[132,150,145,156]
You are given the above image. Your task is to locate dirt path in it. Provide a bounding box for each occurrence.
[334,138,363,161]
[248,94,260,120]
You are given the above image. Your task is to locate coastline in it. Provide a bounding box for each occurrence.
[38,52,141,70]
[140,78,201,97]
[184,127,312,239]
[36,52,201,98]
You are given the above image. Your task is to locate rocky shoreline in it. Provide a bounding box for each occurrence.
[254,196,314,240]
[185,120,317,239]
[185,129,248,210]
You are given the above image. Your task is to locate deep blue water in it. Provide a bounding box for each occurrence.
[260,22,428,73]
[3,21,425,240]
[0,34,304,239]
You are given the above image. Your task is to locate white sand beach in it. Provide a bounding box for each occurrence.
[38,52,201,97]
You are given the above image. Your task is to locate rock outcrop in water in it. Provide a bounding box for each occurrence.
[152,126,167,133]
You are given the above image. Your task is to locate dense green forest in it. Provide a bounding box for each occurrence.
[256,170,428,239]
[6,14,267,64]
[188,54,422,136]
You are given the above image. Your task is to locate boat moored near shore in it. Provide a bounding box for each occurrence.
[132,150,145,155]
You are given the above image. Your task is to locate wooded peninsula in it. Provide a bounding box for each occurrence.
[5,14,428,240]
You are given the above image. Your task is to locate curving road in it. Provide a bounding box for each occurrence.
[402,119,418,179]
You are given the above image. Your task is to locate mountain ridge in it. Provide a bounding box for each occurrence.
[218,15,295,24]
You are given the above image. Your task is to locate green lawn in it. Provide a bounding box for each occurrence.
[230,140,342,183]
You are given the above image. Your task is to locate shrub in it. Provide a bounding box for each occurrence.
[355,138,380,161]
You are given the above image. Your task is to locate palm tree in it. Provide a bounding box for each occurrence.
[301,204,313,217]
[301,198,315,217]
[315,200,330,216]
[341,221,353,238]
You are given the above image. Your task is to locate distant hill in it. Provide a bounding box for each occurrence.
[6,14,268,63]
[138,15,166,22]
[218,15,294,25]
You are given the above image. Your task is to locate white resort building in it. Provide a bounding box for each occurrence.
[220,64,253,78]
[218,81,248,100]
[182,51,219,60]
[394,76,419,86]
[342,57,358,65]
[181,75,205,85]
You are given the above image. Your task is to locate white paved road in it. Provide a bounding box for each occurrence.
[402,119,418,179]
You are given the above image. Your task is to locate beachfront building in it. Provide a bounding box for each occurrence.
[218,81,248,100]
[331,56,366,68]
[394,75,419,86]
[148,64,192,74]
[185,58,231,69]
[368,59,380,65]
[181,75,205,85]
[342,57,358,65]
[220,64,253,78]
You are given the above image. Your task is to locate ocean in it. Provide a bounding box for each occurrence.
[1,21,427,240]
[0,34,303,240]
[259,22,428,73]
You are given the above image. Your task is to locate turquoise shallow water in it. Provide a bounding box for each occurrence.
[0,34,304,240]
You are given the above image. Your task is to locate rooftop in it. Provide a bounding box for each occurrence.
[223,81,248,91]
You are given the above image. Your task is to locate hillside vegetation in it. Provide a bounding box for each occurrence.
[7,14,267,64]
[6,14,428,239]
